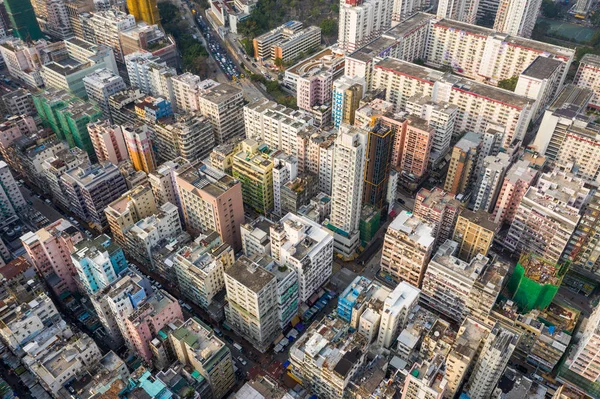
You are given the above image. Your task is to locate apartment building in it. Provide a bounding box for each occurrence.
[505,171,587,264]
[197,80,245,144]
[491,159,539,225]
[328,124,368,257]
[154,113,215,163]
[453,209,499,262]
[83,68,126,121]
[0,38,48,87]
[289,317,368,399]
[493,0,542,38]
[105,184,158,248]
[0,160,25,221]
[253,21,303,59]
[515,56,563,120]
[224,255,280,352]
[380,210,435,286]
[272,152,298,216]
[444,132,483,196]
[437,0,479,23]
[125,52,176,97]
[175,160,245,251]
[241,216,275,257]
[396,115,434,182]
[402,357,447,399]
[232,139,275,215]
[61,162,128,231]
[244,100,313,156]
[122,123,156,174]
[338,0,393,52]
[568,303,600,382]
[413,187,463,246]
[20,219,84,297]
[471,153,511,213]
[148,157,190,214]
[82,10,136,63]
[332,76,365,129]
[120,23,177,67]
[41,148,90,210]
[372,58,533,149]
[296,127,336,195]
[253,21,321,63]
[363,124,394,209]
[174,233,233,309]
[377,281,420,348]
[0,89,35,117]
[210,138,243,175]
[169,318,235,399]
[86,121,128,165]
[0,115,37,161]
[574,53,600,108]
[270,212,334,302]
[71,234,128,294]
[425,18,574,88]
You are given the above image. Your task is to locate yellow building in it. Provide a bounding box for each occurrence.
[123,124,156,174]
[452,209,498,262]
[232,139,275,215]
[127,0,160,25]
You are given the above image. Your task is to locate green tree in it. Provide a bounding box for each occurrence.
[498,76,519,91]
[158,2,179,23]
[241,38,254,57]
[541,0,562,18]
[531,21,550,41]
[320,19,337,36]
[274,57,284,69]
[330,3,339,13]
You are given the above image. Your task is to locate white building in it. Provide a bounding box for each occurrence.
[471,152,511,213]
[515,56,563,120]
[244,99,313,156]
[273,153,298,216]
[574,53,600,109]
[83,68,126,121]
[125,52,176,97]
[466,323,519,399]
[83,10,136,63]
[328,124,368,257]
[0,160,26,222]
[493,0,542,38]
[338,0,393,53]
[271,212,334,302]
[437,0,479,23]
[376,281,420,348]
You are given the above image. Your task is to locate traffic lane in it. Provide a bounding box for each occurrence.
[19,186,63,223]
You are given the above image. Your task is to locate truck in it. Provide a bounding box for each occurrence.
[233,343,243,352]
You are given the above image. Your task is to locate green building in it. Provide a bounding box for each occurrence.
[33,88,76,141]
[506,253,568,312]
[33,88,101,159]
[359,205,381,246]
[232,139,274,215]
[3,0,43,41]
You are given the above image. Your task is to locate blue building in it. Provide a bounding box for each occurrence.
[337,276,372,322]
[332,76,365,128]
[71,234,128,294]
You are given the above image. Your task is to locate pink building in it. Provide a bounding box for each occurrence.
[125,290,183,363]
[87,121,128,165]
[20,219,84,297]
[0,115,37,160]
[413,187,463,245]
[491,159,538,225]
[297,74,333,111]
[399,116,434,180]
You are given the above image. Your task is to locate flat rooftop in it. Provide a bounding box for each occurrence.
[459,208,499,232]
[225,256,274,292]
[388,211,435,248]
[522,56,562,79]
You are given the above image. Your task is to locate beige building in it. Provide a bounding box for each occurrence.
[413,187,464,246]
[175,160,245,251]
[575,53,600,108]
[444,132,483,196]
[381,210,435,286]
[452,209,499,262]
[232,139,275,215]
[105,184,158,248]
[169,318,235,399]
[87,121,128,165]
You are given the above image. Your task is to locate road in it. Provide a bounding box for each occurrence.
[19,185,63,223]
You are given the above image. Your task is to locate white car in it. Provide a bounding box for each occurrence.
[238,357,247,366]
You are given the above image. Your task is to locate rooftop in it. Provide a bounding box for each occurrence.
[388,211,435,248]
[170,318,225,364]
[225,255,275,293]
[459,208,499,232]
[521,56,563,80]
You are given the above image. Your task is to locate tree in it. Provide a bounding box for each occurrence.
[274,57,284,69]
[241,38,254,57]
[330,3,339,13]
[320,19,337,36]
[498,76,519,91]
[157,2,179,24]
[541,0,562,18]
[531,21,550,41]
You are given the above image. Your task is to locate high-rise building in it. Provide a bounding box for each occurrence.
[338,0,393,53]
[175,161,245,251]
[574,53,600,109]
[169,318,235,399]
[86,121,129,165]
[363,124,394,209]
[196,80,245,144]
[515,56,564,120]
[444,132,483,196]
[402,358,447,399]
[41,147,91,210]
[0,160,25,221]
[127,0,159,25]
[83,69,126,122]
[466,323,519,399]
[105,184,159,248]
[243,100,312,156]
[491,159,538,225]
[125,52,176,98]
[154,113,215,163]
[332,76,365,128]
[445,318,490,398]
[377,281,420,348]
[328,124,368,258]
[296,127,336,195]
[452,209,499,262]
[253,22,321,63]
[61,162,129,230]
[493,0,542,38]
[272,153,298,216]
[504,171,587,264]
[55,98,103,159]
[568,303,600,383]
[71,234,128,294]
[4,0,43,41]
[119,23,177,68]
[396,115,434,184]
[20,219,84,297]
[148,157,190,214]
[413,187,463,246]
[122,123,156,174]
[290,317,369,399]
[270,212,334,302]
[174,232,233,309]
[381,210,435,286]
[224,255,280,352]
[564,191,600,276]
[232,139,275,215]
[83,10,137,63]
[437,0,479,23]
[421,240,501,323]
